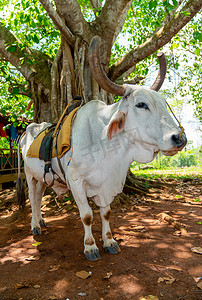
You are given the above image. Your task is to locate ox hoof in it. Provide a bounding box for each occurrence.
[84,249,101,261]
[31,227,41,235]
[39,219,47,227]
[104,242,121,255]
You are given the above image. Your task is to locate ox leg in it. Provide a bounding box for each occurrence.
[100,206,121,254]
[27,175,45,235]
[77,201,101,261]
[70,182,100,260]
[36,181,46,228]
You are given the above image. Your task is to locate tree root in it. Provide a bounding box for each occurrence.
[113,192,133,206]
[157,212,188,236]
[124,184,148,195]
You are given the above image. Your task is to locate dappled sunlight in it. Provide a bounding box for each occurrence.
[0,235,38,264]
[155,243,169,249]
[52,278,70,298]
[110,274,143,296]
[172,244,193,259]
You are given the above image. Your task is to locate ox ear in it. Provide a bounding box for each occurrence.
[107,111,126,140]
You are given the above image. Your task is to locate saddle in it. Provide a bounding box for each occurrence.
[26,99,82,186]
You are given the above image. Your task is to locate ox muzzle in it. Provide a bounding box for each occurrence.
[171,132,187,149]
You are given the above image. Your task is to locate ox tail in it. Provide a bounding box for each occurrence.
[16,134,26,209]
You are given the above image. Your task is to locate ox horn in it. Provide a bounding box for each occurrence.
[150,52,167,91]
[89,36,166,95]
[89,36,126,96]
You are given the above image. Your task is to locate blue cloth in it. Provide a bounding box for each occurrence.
[10,125,18,140]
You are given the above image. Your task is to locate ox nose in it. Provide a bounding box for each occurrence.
[171,133,187,148]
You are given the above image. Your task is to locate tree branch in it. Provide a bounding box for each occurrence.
[109,0,202,81]
[0,23,34,80]
[38,0,75,46]
[0,22,52,90]
[94,0,132,43]
[90,0,132,68]
[113,1,132,43]
[54,0,93,42]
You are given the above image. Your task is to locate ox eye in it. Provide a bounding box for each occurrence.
[136,102,149,109]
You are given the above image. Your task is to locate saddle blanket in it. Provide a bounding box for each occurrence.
[26,107,79,159]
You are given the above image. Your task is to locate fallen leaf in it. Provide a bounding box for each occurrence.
[76,270,91,279]
[48,296,57,300]
[34,285,40,289]
[32,242,43,246]
[104,272,113,279]
[157,277,175,284]
[25,255,40,261]
[173,228,189,237]
[173,230,181,236]
[132,225,146,232]
[140,296,159,300]
[157,277,164,283]
[49,265,60,272]
[191,247,202,255]
[15,283,31,289]
[197,281,202,289]
[175,195,182,199]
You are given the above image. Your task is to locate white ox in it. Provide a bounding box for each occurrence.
[17,37,187,261]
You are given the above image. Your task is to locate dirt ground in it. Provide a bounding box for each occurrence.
[0,176,201,300]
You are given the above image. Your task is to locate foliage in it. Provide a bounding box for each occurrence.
[0,137,10,149]
[131,147,202,171]
[1,0,60,58]
[168,17,202,123]
[0,61,33,121]
[131,166,202,180]
[0,0,60,122]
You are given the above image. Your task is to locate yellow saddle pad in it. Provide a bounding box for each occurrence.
[26,107,79,159]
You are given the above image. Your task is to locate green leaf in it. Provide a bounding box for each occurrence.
[14,18,18,26]
[181,11,191,16]
[196,222,202,225]
[149,0,157,10]
[170,42,179,50]
[194,198,200,202]
[193,31,202,42]
[8,46,16,53]
[33,34,40,44]
[172,0,178,7]
[195,48,200,56]
[12,87,20,94]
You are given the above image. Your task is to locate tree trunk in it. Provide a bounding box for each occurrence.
[46,37,115,123]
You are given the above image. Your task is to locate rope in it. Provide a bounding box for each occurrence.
[165,100,185,140]
[52,102,72,139]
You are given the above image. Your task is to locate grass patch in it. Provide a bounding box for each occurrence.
[130,166,202,179]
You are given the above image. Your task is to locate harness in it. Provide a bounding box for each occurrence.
[143,90,185,140]
[40,98,83,187]
[165,100,184,140]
